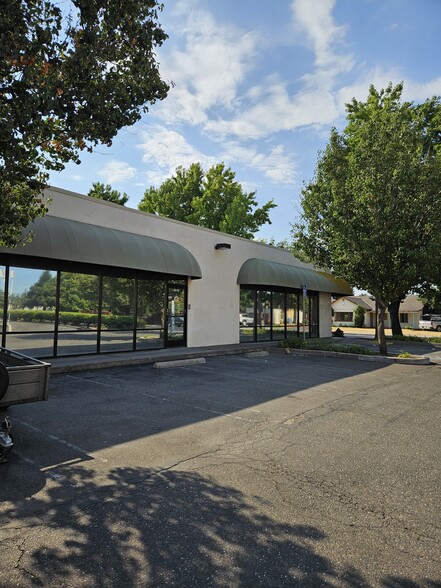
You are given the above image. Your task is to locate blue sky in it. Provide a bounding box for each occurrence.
[49,0,441,242]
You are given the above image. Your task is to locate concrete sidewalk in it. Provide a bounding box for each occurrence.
[45,331,441,374]
[48,341,281,373]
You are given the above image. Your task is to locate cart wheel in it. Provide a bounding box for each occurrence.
[0,362,9,401]
[0,435,13,463]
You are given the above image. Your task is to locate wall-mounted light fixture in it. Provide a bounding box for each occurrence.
[215,243,231,250]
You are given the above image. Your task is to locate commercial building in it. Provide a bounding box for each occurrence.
[0,187,351,359]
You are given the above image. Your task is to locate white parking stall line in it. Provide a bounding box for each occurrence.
[13,418,108,463]
[65,374,255,423]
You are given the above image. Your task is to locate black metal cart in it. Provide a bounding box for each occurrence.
[0,348,50,463]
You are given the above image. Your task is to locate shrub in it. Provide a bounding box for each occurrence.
[280,335,305,349]
[281,337,376,355]
[354,305,365,328]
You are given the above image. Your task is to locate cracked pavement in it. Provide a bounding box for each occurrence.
[0,352,440,587]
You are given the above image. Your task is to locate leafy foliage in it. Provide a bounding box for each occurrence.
[15,270,166,322]
[415,284,441,313]
[87,183,129,206]
[0,0,169,246]
[19,270,56,308]
[138,163,276,238]
[353,305,365,328]
[292,83,441,354]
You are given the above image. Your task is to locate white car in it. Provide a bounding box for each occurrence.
[419,314,441,332]
[240,313,254,326]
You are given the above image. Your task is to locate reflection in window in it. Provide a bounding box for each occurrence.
[240,288,255,342]
[286,292,298,336]
[299,294,310,339]
[58,271,99,356]
[4,268,57,356]
[256,290,271,341]
[166,285,186,344]
[239,287,319,343]
[0,260,185,357]
[137,280,165,350]
[101,276,135,352]
[310,294,319,338]
[272,291,285,340]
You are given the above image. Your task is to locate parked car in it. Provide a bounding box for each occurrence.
[418,314,441,332]
[168,316,184,327]
[240,313,254,326]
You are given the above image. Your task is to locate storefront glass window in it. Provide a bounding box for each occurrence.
[286,292,299,337]
[5,267,57,357]
[58,271,99,356]
[240,288,255,342]
[272,291,285,340]
[136,279,165,350]
[100,276,135,353]
[256,290,271,341]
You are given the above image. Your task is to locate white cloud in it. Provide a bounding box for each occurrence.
[404,76,441,101]
[138,125,217,184]
[206,79,339,140]
[155,1,259,125]
[99,160,136,184]
[194,0,353,141]
[291,0,348,71]
[221,141,297,185]
[256,145,297,184]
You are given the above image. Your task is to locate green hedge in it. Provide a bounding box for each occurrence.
[9,309,135,329]
[280,335,376,355]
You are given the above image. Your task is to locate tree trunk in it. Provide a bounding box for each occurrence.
[388,297,403,336]
[377,300,388,355]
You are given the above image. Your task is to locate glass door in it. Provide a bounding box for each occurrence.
[165,283,186,347]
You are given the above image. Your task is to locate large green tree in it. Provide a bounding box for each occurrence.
[20,269,56,308]
[88,183,129,206]
[138,163,276,238]
[292,83,441,354]
[0,0,169,247]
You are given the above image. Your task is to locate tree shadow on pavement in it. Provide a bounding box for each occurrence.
[0,465,372,588]
[381,580,441,588]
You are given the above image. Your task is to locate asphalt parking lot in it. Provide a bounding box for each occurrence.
[1,352,440,587]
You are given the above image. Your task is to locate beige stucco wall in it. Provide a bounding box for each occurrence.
[43,187,334,346]
[319,292,333,337]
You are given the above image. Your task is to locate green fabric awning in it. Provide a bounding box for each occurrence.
[237,258,351,295]
[1,216,202,279]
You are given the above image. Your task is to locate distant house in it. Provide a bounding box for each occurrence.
[332,294,424,329]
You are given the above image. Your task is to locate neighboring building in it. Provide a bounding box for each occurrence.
[0,187,351,359]
[332,294,424,329]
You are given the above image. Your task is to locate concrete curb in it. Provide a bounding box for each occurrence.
[153,358,206,369]
[282,348,431,365]
[245,351,269,358]
[49,343,279,374]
